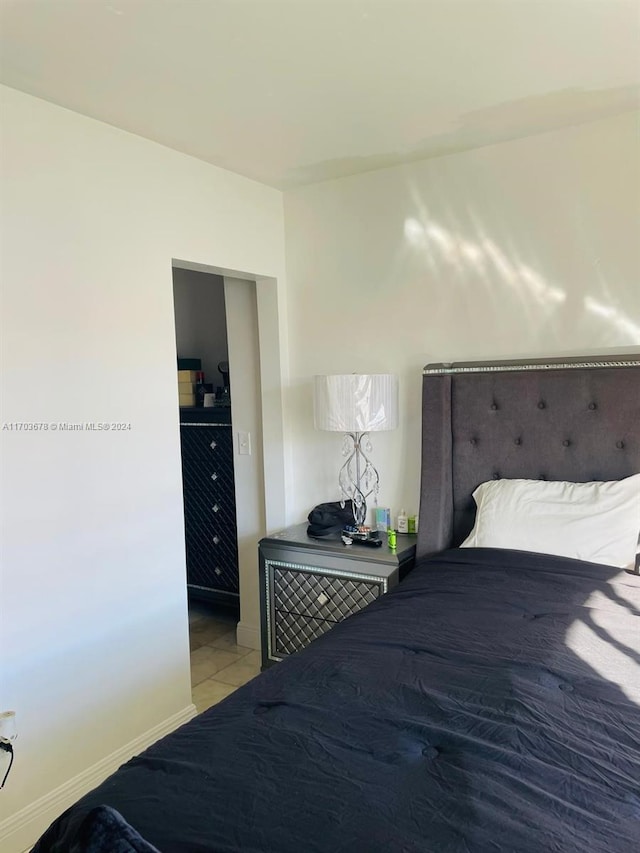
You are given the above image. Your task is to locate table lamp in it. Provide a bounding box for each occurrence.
[313,374,399,526]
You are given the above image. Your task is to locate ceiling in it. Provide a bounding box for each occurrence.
[1,0,638,189]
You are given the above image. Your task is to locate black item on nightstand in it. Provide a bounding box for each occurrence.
[307,500,355,538]
[179,409,239,609]
[259,522,417,669]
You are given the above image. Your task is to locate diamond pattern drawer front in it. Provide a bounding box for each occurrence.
[273,610,334,656]
[184,532,238,592]
[260,525,413,668]
[274,567,382,622]
[180,423,233,459]
[180,424,238,596]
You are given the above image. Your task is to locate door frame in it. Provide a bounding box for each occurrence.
[172,258,288,648]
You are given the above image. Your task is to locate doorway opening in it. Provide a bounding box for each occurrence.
[171,263,272,713]
[172,267,239,618]
[171,258,286,640]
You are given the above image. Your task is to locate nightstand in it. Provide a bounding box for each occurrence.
[259,522,417,669]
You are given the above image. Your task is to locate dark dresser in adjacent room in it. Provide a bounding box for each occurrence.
[179,406,239,609]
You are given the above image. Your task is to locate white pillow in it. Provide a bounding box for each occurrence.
[460,473,640,568]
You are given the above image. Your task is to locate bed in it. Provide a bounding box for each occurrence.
[33,354,640,853]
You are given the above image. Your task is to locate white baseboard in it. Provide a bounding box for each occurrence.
[236,620,261,650]
[0,703,197,853]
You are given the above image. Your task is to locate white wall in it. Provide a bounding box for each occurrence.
[172,268,229,387]
[283,111,640,526]
[223,278,266,650]
[0,86,286,848]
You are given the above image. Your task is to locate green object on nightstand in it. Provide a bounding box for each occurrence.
[258,522,417,670]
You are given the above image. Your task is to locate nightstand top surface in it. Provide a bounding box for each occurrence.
[260,522,417,566]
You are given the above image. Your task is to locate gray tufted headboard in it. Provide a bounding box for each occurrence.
[416,355,640,560]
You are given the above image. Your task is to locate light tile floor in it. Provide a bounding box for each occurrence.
[189,601,261,714]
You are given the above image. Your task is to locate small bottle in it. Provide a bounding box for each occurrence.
[397,508,408,534]
[195,371,206,407]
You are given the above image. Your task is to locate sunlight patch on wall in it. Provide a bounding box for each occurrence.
[403,216,567,307]
[518,264,565,305]
[584,296,640,342]
[481,238,517,286]
[403,208,640,343]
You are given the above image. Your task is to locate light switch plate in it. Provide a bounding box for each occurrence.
[238,431,251,455]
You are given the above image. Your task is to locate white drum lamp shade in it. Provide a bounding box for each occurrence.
[313,374,399,433]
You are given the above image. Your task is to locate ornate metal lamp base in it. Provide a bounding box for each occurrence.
[338,431,379,526]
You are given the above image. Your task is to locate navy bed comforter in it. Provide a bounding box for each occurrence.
[33,548,640,852]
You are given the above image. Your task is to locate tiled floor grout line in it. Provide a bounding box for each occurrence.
[190,639,254,687]
[188,607,261,713]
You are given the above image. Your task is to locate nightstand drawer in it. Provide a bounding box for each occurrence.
[259,523,417,668]
[274,566,382,622]
[273,610,334,656]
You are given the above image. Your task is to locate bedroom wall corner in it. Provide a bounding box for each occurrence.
[0,85,287,851]
[0,705,197,852]
[281,110,640,525]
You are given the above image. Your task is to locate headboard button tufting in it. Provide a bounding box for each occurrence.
[514,438,521,445]
[492,472,500,480]
[490,403,498,411]
[588,402,597,410]
[537,401,546,409]
[469,438,477,446]
[562,439,571,447]
[616,441,625,449]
